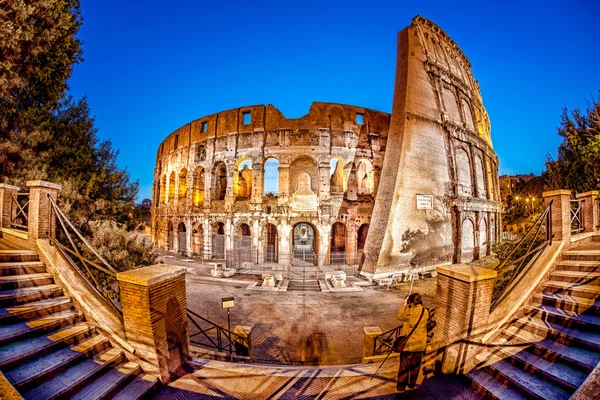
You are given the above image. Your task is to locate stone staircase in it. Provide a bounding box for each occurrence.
[0,248,159,399]
[467,242,600,400]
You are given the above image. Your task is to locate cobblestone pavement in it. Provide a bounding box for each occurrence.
[157,251,437,365]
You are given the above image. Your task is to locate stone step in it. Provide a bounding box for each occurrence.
[501,348,587,392]
[542,280,600,299]
[5,334,110,391]
[467,367,528,400]
[0,250,39,263]
[22,347,125,400]
[0,322,96,368]
[532,292,600,314]
[112,373,160,400]
[0,284,63,307]
[0,296,73,324]
[503,325,600,373]
[555,260,600,272]
[549,270,600,285]
[0,262,46,276]
[526,304,600,331]
[515,315,600,352]
[0,309,81,346]
[70,361,142,400]
[561,250,600,262]
[477,353,571,400]
[0,273,54,290]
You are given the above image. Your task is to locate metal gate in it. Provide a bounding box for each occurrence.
[212,235,225,259]
[178,232,187,254]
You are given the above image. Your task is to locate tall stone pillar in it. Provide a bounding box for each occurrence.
[318,162,332,201]
[543,190,572,242]
[278,164,290,206]
[251,161,263,204]
[117,265,188,383]
[0,184,20,229]
[575,191,599,232]
[26,180,61,240]
[203,219,212,260]
[434,264,497,374]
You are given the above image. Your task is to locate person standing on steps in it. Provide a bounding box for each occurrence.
[395,292,429,392]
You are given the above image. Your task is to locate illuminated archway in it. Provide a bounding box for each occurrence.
[178,169,188,200]
[233,158,252,199]
[168,172,176,202]
[356,159,374,195]
[192,166,205,207]
[213,162,227,201]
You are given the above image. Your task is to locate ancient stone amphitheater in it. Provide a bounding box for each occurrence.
[152,16,501,277]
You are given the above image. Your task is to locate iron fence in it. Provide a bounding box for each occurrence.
[570,199,584,234]
[226,246,259,269]
[10,193,29,231]
[187,308,251,360]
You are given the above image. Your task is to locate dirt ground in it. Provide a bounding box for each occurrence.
[158,251,437,365]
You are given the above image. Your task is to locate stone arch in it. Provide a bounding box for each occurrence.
[461,217,475,263]
[330,222,347,265]
[168,171,176,202]
[263,223,278,263]
[474,154,486,199]
[357,223,369,252]
[195,145,206,162]
[356,159,374,195]
[443,86,460,123]
[330,157,347,194]
[292,222,319,264]
[479,217,488,257]
[192,166,205,207]
[290,156,318,194]
[233,158,252,199]
[192,220,204,256]
[455,147,472,196]
[461,98,475,131]
[213,162,227,201]
[177,222,187,254]
[235,223,252,248]
[168,220,175,251]
[160,175,167,203]
[178,168,188,200]
[263,157,279,196]
[212,221,225,259]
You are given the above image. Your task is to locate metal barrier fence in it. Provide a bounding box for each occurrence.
[10,193,29,231]
[570,199,584,234]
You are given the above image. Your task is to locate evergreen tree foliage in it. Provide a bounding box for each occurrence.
[0,0,138,229]
[545,91,600,192]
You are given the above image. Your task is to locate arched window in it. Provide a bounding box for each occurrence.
[297,172,312,193]
[455,148,472,197]
[330,158,347,194]
[263,158,279,196]
[195,145,206,162]
[234,159,252,199]
[213,162,227,201]
[461,218,475,263]
[479,217,488,257]
[160,175,167,203]
[178,169,188,200]
[330,222,347,264]
[356,160,374,195]
[475,155,486,199]
[168,172,176,202]
[192,166,205,207]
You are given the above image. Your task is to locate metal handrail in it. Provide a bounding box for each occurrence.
[187,308,251,360]
[372,307,435,355]
[47,195,121,315]
[10,193,29,231]
[491,202,553,308]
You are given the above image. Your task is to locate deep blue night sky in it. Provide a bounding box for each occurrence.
[67,0,600,201]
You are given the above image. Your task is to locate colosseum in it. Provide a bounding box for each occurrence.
[152,15,502,278]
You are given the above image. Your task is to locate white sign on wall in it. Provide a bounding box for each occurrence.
[416,194,433,210]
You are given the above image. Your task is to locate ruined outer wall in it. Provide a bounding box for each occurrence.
[362,16,500,274]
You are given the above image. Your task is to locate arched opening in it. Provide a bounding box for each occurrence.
[168,221,174,251]
[357,223,369,253]
[233,158,252,199]
[160,175,167,203]
[213,162,227,201]
[330,158,347,194]
[195,145,206,162]
[264,223,278,263]
[192,166,205,207]
[330,222,346,265]
[461,99,475,131]
[456,148,472,197]
[263,158,279,196]
[236,223,251,248]
[356,160,374,195]
[192,221,204,257]
[292,222,318,265]
[178,222,187,255]
[479,218,488,257]
[290,156,318,211]
[212,222,225,259]
[168,172,176,202]
[475,155,486,199]
[461,218,475,263]
[178,169,188,201]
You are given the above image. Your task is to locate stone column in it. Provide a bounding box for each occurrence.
[251,161,263,204]
[117,265,188,383]
[434,264,497,374]
[543,190,572,242]
[185,219,192,257]
[362,326,383,363]
[278,164,290,206]
[203,219,212,260]
[318,162,331,201]
[575,191,599,233]
[26,180,61,240]
[0,184,20,229]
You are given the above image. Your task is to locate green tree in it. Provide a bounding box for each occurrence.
[545,91,600,192]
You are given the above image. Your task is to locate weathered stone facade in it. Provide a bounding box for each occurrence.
[151,16,501,275]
